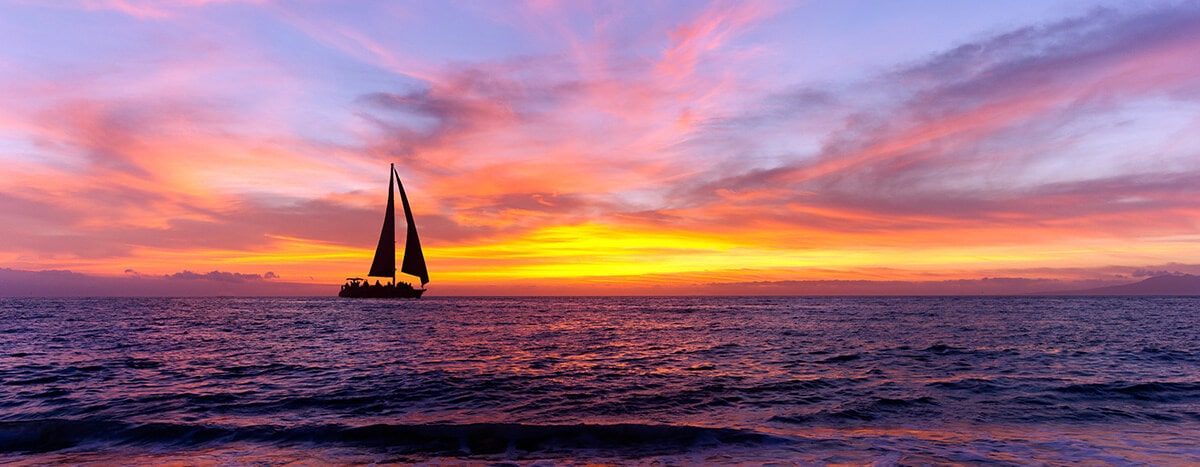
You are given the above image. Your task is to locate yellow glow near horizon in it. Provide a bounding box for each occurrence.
[20,220,1198,291]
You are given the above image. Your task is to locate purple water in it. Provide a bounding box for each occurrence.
[2,296,1198,464]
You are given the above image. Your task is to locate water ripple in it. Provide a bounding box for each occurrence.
[1,296,1198,463]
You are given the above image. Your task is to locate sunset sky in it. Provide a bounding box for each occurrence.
[2,0,1199,295]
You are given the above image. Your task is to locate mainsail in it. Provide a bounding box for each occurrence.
[395,166,429,285]
[367,167,396,279]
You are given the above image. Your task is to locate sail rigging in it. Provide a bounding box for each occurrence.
[361,164,427,285]
[340,163,428,298]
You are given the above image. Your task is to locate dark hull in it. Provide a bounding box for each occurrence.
[338,286,425,298]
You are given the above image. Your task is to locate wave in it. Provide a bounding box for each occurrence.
[1052,381,1200,402]
[769,395,940,424]
[1136,347,1198,362]
[817,353,861,363]
[926,377,1015,394]
[0,419,783,455]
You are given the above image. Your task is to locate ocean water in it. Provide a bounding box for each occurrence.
[1,296,1198,465]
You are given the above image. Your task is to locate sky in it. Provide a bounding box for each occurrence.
[1,0,1199,296]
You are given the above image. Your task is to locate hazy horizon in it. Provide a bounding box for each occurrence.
[4,266,1198,297]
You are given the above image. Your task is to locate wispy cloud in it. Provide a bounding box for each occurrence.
[672,5,1200,245]
[76,0,265,19]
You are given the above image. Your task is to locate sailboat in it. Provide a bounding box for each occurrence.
[339,163,428,298]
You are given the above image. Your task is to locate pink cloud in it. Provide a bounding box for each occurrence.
[673,5,1200,242]
[656,2,778,82]
[78,0,265,19]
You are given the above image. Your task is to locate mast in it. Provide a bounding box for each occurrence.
[367,164,397,281]
[395,165,429,286]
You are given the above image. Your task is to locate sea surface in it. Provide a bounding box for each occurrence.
[1,296,1198,465]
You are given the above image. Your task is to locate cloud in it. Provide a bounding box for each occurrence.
[76,0,265,20]
[1132,269,1177,278]
[666,4,1200,244]
[655,1,780,81]
[0,267,324,297]
[356,86,517,160]
[164,270,267,282]
[1129,263,1200,278]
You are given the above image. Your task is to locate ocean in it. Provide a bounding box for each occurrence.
[1,296,1197,465]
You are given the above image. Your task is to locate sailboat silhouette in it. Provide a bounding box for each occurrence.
[339,163,428,298]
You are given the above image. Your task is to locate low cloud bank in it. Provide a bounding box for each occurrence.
[0,268,323,297]
[165,270,276,282]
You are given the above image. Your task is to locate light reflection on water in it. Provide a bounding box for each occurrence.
[1,296,1198,464]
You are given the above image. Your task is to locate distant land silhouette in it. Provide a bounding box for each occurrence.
[1046,274,1200,295]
